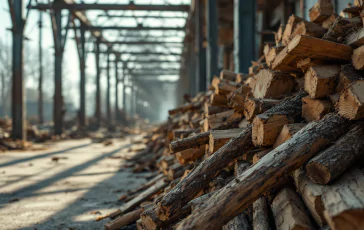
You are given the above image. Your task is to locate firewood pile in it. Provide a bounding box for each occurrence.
[102,1,364,230]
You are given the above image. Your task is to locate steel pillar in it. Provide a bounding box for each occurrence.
[114,57,119,121]
[122,65,126,113]
[79,26,86,127]
[38,11,44,124]
[95,38,101,128]
[106,50,111,127]
[53,10,64,135]
[234,0,256,73]
[195,0,207,92]
[206,0,219,85]
[11,0,26,140]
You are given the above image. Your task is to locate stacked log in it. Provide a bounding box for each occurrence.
[102,1,364,229]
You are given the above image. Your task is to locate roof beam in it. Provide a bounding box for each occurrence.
[72,26,185,31]
[105,41,183,46]
[29,3,190,12]
[97,14,187,19]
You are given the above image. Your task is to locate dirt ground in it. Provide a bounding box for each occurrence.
[0,137,148,230]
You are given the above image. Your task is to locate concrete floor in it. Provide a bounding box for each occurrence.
[0,137,147,230]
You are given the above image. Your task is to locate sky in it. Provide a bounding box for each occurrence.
[0,0,189,118]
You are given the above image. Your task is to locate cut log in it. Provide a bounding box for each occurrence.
[272,35,352,72]
[264,43,275,56]
[169,131,210,153]
[168,102,201,116]
[220,70,238,81]
[297,58,325,72]
[322,14,339,29]
[252,148,272,164]
[291,20,328,38]
[271,187,314,230]
[243,98,281,122]
[345,27,364,47]
[215,81,239,96]
[236,73,250,83]
[211,93,229,107]
[282,15,303,46]
[336,64,363,93]
[204,104,230,117]
[172,129,198,139]
[302,97,333,122]
[323,17,362,43]
[227,84,252,112]
[293,169,326,227]
[252,92,306,147]
[204,111,242,132]
[276,24,285,46]
[176,113,351,230]
[309,0,334,23]
[253,197,270,230]
[273,123,306,148]
[167,163,188,180]
[337,80,364,120]
[105,209,143,230]
[176,145,205,165]
[304,65,341,99]
[150,93,306,223]
[306,124,364,185]
[222,214,250,230]
[252,69,295,99]
[322,168,364,230]
[265,46,285,67]
[208,129,245,155]
[352,45,364,70]
[108,179,168,219]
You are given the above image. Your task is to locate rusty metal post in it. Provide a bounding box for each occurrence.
[114,56,119,121]
[79,26,86,127]
[11,0,26,140]
[106,50,111,127]
[53,9,63,135]
[38,11,44,124]
[95,37,101,128]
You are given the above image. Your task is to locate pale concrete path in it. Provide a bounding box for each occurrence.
[0,137,147,230]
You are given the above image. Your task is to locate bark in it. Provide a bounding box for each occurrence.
[169,131,210,153]
[211,93,229,107]
[176,146,205,165]
[222,214,251,230]
[104,209,143,230]
[292,20,328,38]
[271,187,314,230]
[293,169,326,227]
[176,113,351,230]
[306,124,364,184]
[336,64,363,93]
[322,168,364,230]
[253,197,270,230]
[323,17,362,43]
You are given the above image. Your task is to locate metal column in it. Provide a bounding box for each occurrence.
[54,10,63,135]
[114,57,119,121]
[195,0,207,92]
[79,26,86,127]
[206,0,219,84]
[38,11,44,124]
[234,0,256,73]
[122,63,126,112]
[95,38,101,128]
[106,50,111,127]
[11,0,26,140]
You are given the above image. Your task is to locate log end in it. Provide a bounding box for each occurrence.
[306,161,331,185]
